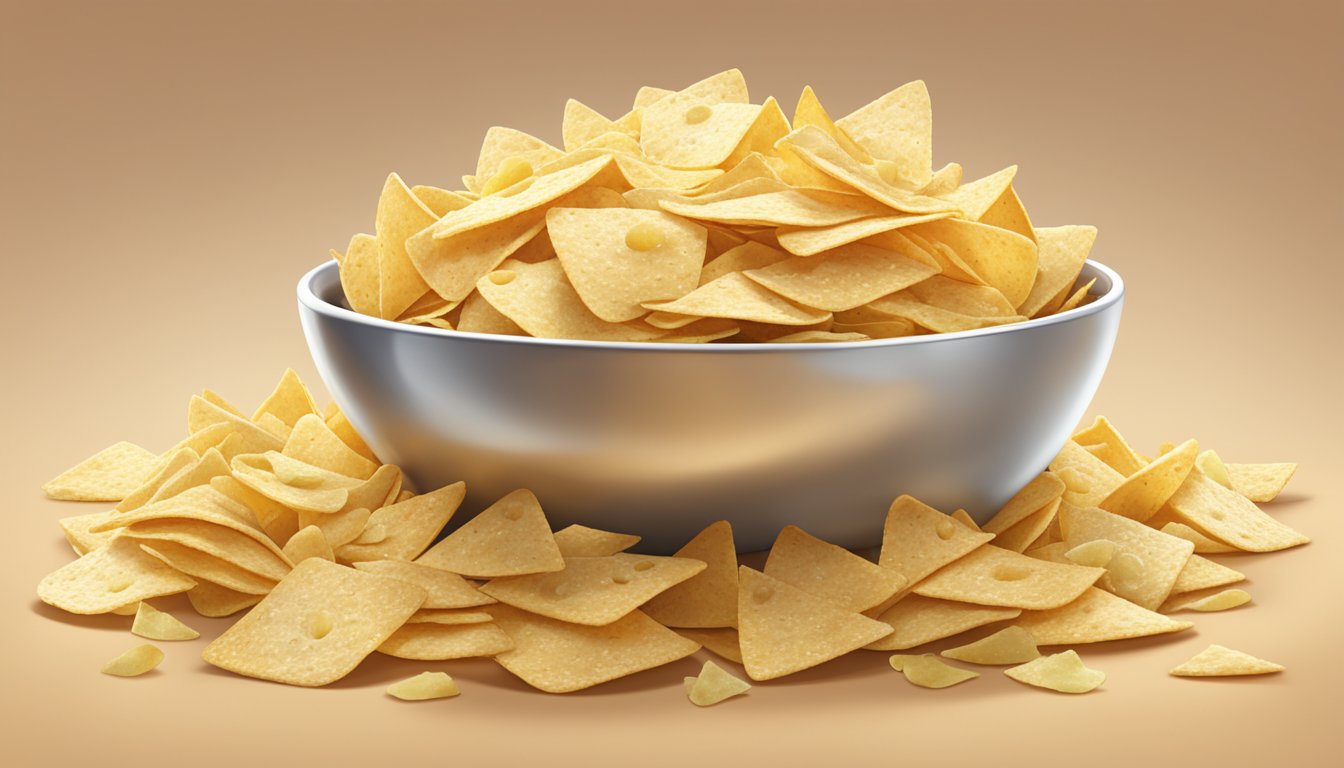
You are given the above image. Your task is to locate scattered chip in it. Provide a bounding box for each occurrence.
[878,495,994,589]
[941,626,1040,665]
[1014,587,1192,644]
[101,644,165,677]
[481,554,705,626]
[1098,438,1198,522]
[378,621,513,660]
[1225,462,1297,503]
[763,525,907,613]
[43,442,162,502]
[685,660,751,706]
[891,654,978,688]
[866,595,1021,651]
[1165,468,1309,552]
[1169,644,1283,677]
[736,566,892,681]
[202,559,426,687]
[912,545,1103,611]
[1168,554,1245,596]
[643,520,739,629]
[1058,503,1193,610]
[1004,650,1104,693]
[553,524,641,558]
[387,671,461,701]
[415,489,564,578]
[38,536,197,615]
[1164,588,1252,612]
[487,604,699,693]
[131,602,200,641]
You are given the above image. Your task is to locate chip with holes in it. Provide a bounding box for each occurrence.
[487,604,699,693]
[1058,503,1193,610]
[38,536,197,615]
[912,545,1104,611]
[878,495,994,589]
[736,566,892,681]
[202,558,426,686]
[415,489,564,578]
[1164,468,1309,552]
[481,554,705,625]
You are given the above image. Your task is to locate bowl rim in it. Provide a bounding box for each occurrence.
[297,258,1123,353]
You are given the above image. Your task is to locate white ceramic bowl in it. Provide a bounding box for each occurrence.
[298,260,1123,552]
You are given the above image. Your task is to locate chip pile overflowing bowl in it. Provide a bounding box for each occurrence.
[333,70,1099,343]
[38,371,1306,697]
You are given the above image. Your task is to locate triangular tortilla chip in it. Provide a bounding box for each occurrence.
[415,489,564,578]
[375,172,436,320]
[912,545,1104,611]
[282,414,379,480]
[43,441,161,501]
[834,80,932,188]
[1059,503,1194,610]
[878,495,994,587]
[984,473,1066,534]
[335,482,464,563]
[1020,226,1098,318]
[481,554,705,626]
[866,595,1021,651]
[487,604,699,693]
[335,233,380,316]
[251,369,320,428]
[1165,468,1309,552]
[736,566,892,681]
[1099,438,1198,522]
[1049,440,1126,508]
[1170,644,1283,677]
[1014,587,1192,645]
[1168,553,1245,596]
[643,520,739,628]
[553,524,641,558]
[993,497,1061,553]
[763,525,907,613]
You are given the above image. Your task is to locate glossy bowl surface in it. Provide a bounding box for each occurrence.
[298,260,1123,552]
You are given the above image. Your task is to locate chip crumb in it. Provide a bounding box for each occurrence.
[101,644,165,677]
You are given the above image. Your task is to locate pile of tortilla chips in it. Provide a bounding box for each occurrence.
[333,70,1099,343]
[38,372,1304,697]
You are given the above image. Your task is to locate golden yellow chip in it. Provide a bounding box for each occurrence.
[663,188,891,228]
[685,660,752,707]
[992,498,1061,554]
[642,520,739,629]
[1165,468,1309,552]
[473,126,562,188]
[640,95,761,168]
[763,525,907,613]
[336,481,465,563]
[378,621,513,660]
[187,580,261,618]
[983,473,1066,534]
[431,156,614,241]
[950,509,981,531]
[866,595,1021,651]
[1165,587,1251,612]
[1017,226,1098,317]
[675,627,744,664]
[792,85,871,162]
[1063,539,1117,568]
[230,452,358,514]
[552,524,641,558]
[59,509,120,556]
[1169,644,1283,677]
[353,560,495,609]
[487,604,699,693]
[1159,522,1237,554]
[1168,555,1246,596]
[101,644,164,677]
[387,671,461,701]
[324,406,377,463]
[906,218,1038,308]
[1015,587,1192,644]
[1004,650,1104,693]
[476,259,664,341]
[254,413,292,441]
[282,414,379,480]
[736,566,892,681]
[547,207,707,322]
[116,447,199,513]
[1058,503,1193,610]
[1049,441,1126,508]
[742,242,938,312]
[144,447,232,507]
[121,517,292,582]
[912,545,1104,611]
[415,488,564,578]
[878,495,995,588]
[481,554,705,626]
[335,233,380,316]
[43,441,161,502]
[891,653,978,689]
[138,541,276,596]
[131,602,200,641]
[186,397,286,457]
[210,475,300,547]
[405,608,493,626]
[835,80,932,187]
[1056,278,1095,312]
[251,368,320,428]
[282,525,335,564]
[295,506,371,550]
[1225,462,1297,502]
[411,185,472,217]
[867,279,1025,334]
[202,559,427,687]
[1071,416,1146,476]
[38,536,197,615]
[1098,438,1198,522]
[941,626,1039,665]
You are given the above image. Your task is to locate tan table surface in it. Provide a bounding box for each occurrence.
[3,2,1341,766]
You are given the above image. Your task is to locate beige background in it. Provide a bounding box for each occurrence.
[2,1,1341,765]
